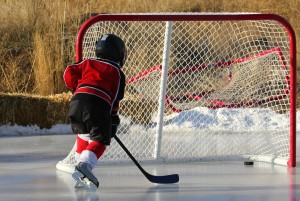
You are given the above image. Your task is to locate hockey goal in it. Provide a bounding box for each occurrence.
[56,13,296,173]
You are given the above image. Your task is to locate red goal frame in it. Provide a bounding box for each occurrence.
[74,13,297,167]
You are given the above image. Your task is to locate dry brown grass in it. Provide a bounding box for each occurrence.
[0,0,299,95]
[0,0,299,126]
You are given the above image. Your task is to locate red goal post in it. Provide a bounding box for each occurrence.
[57,13,296,172]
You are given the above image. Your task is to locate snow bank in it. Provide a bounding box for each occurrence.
[0,108,299,136]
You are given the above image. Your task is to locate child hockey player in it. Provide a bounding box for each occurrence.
[63,34,126,191]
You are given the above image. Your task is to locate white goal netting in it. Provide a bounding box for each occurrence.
[56,13,296,172]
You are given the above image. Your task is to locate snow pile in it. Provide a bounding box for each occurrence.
[0,124,72,136]
[0,108,299,136]
[162,107,291,131]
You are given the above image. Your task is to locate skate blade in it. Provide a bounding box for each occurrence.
[74,180,84,188]
[72,171,98,192]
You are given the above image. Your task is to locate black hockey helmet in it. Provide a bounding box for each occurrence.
[95,34,127,67]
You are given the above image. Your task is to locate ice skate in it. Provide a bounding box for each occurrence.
[72,162,99,192]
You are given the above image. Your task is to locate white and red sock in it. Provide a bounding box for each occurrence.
[78,141,106,169]
[75,134,90,161]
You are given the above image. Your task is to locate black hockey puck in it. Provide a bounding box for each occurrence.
[244,161,254,165]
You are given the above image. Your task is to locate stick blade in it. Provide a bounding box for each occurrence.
[146,173,179,184]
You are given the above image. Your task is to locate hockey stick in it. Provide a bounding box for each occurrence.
[113,135,179,184]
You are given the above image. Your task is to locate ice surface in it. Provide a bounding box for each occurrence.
[0,133,299,201]
[0,109,299,200]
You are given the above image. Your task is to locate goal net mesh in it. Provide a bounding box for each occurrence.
[56,13,294,171]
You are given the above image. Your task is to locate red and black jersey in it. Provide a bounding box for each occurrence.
[63,58,125,113]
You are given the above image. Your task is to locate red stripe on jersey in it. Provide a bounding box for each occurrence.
[74,86,112,105]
